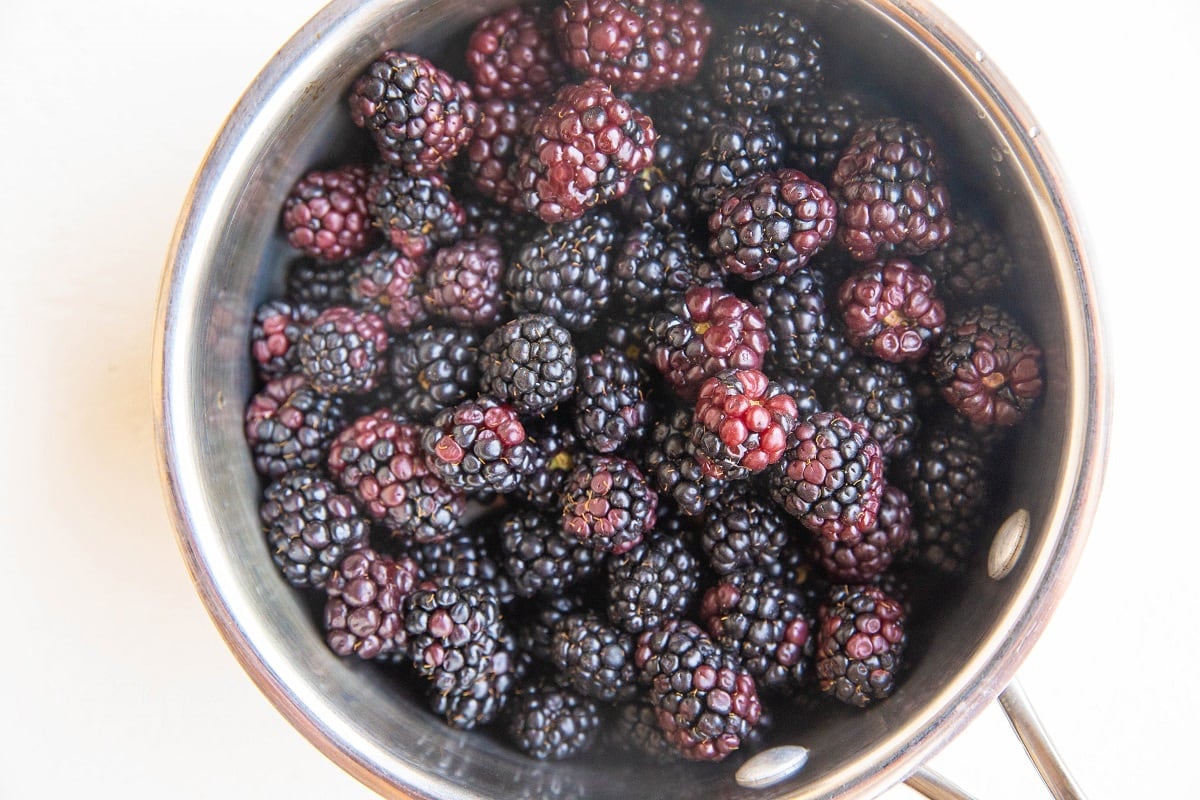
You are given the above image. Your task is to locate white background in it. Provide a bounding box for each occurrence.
[0,0,1194,797]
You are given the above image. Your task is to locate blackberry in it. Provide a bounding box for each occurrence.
[691,368,799,479]
[551,612,638,702]
[751,266,853,381]
[777,91,870,182]
[775,372,823,419]
[515,592,587,664]
[712,10,824,111]
[612,223,713,313]
[403,526,515,606]
[405,578,504,694]
[422,398,534,494]
[324,548,420,662]
[507,682,601,761]
[460,190,534,253]
[500,509,600,598]
[827,357,919,460]
[465,97,543,212]
[366,165,465,259]
[689,116,785,216]
[516,413,581,510]
[831,118,953,261]
[838,258,946,362]
[281,164,373,261]
[641,405,727,517]
[349,51,479,172]
[260,469,369,590]
[810,483,912,583]
[633,620,763,762]
[422,237,505,328]
[816,584,906,707]
[606,532,698,635]
[921,214,1017,304]
[573,347,651,454]
[647,286,770,401]
[429,628,521,729]
[618,135,695,232]
[388,325,480,422]
[699,569,814,693]
[296,306,390,395]
[700,484,790,576]
[562,455,658,555]
[553,0,712,92]
[513,79,657,223]
[244,374,345,477]
[286,256,352,308]
[327,408,465,543]
[466,6,568,100]
[930,305,1044,427]
[346,245,428,333]
[506,211,619,331]
[607,700,680,762]
[708,168,838,280]
[769,410,885,542]
[650,84,732,156]
[250,299,319,380]
[478,314,578,416]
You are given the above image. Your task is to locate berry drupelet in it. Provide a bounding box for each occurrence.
[612,223,712,313]
[573,347,652,454]
[466,6,568,100]
[551,611,638,702]
[606,531,699,635]
[562,455,657,555]
[296,306,390,395]
[689,116,786,216]
[507,681,602,761]
[499,508,600,599]
[324,548,420,662]
[366,165,465,259]
[751,266,853,381]
[816,583,907,707]
[422,398,534,494]
[838,258,946,362]
[346,245,428,333]
[809,482,912,583]
[827,357,919,460]
[388,325,480,422]
[691,368,799,480]
[260,469,369,590]
[711,10,824,111]
[478,313,578,416]
[641,405,728,517]
[282,164,372,261]
[251,299,319,380]
[244,374,346,478]
[700,484,790,576]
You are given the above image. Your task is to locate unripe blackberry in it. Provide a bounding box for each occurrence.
[244,374,346,478]
[282,165,372,261]
[464,97,543,211]
[324,548,420,662]
[816,584,907,707]
[422,398,533,495]
[346,246,428,333]
[691,368,799,480]
[466,6,568,100]
[297,306,390,395]
[562,455,658,555]
[838,258,946,362]
[250,299,320,380]
[422,236,506,327]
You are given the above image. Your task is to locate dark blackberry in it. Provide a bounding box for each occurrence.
[562,455,658,555]
[809,483,912,583]
[700,484,790,576]
[606,532,698,635]
[775,372,823,419]
[816,583,906,707]
[712,10,824,111]
[691,368,799,479]
[647,286,770,401]
[921,214,1017,304]
[699,569,814,693]
[831,118,954,261]
[281,164,373,261]
[777,91,870,183]
[429,627,521,729]
[573,347,651,454]
[689,116,786,216]
[516,413,580,510]
[405,578,504,693]
[366,165,465,259]
[641,405,727,517]
[515,592,587,664]
[346,245,428,333]
[324,548,420,662]
[507,682,601,761]
[388,325,480,422]
[751,267,852,381]
[500,509,600,598]
[349,51,479,172]
[465,97,544,212]
[327,408,465,543]
[478,314,578,416]
[244,374,346,478]
[618,135,695,232]
[297,306,390,395]
[607,700,680,762]
[466,6,568,100]
[260,469,369,590]
[250,299,319,380]
[513,79,657,223]
[633,620,763,762]
[930,305,1044,427]
[506,211,619,332]
[826,357,918,460]
[460,190,535,254]
[553,0,712,92]
[613,223,713,313]
[838,258,946,362]
[403,526,515,606]
[422,398,533,494]
[551,612,638,702]
[768,410,885,542]
[286,257,352,308]
[650,84,732,156]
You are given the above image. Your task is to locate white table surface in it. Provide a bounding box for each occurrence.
[1,0,1194,797]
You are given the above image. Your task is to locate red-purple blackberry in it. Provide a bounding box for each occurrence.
[607,700,680,762]
[421,236,505,328]
[467,6,568,100]
[647,286,770,401]
[478,313,578,416]
[422,398,534,494]
[346,245,428,333]
[515,413,580,510]
[777,91,870,183]
[260,469,369,590]
[839,258,946,362]
[921,214,1016,304]
[286,256,352,308]
[388,325,480,422]
[499,508,600,599]
[606,532,698,635]
[831,118,954,261]
[827,357,918,460]
[688,116,786,215]
[562,455,657,555]
[366,165,465,259]
[251,299,319,380]
[712,10,823,110]
[281,165,373,261]
[244,374,346,478]
[640,405,727,517]
[573,347,651,454]
[618,134,695,231]
[507,681,601,760]
[551,612,638,702]
[465,97,543,212]
[324,548,420,662]
[751,266,853,381]
[816,583,906,707]
[691,368,799,479]
[297,306,390,395]
[810,483,912,583]
[349,51,479,172]
[613,223,716,313]
[553,0,712,92]
[700,484,790,576]
[512,79,657,223]
[769,410,885,542]
[930,305,1044,427]
[405,578,504,695]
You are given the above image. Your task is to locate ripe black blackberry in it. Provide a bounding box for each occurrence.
[388,325,479,422]
[405,578,504,695]
[921,214,1017,303]
[251,299,319,380]
[777,91,870,182]
[403,526,516,607]
[607,700,680,762]
[324,548,420,662]
[506,211,619,331]
[618,135,695,232]
[640,405,727,517]
[612,223,713,313]
[752,264,852,381]
[466,6,568,100]
[514,592,587,664]
[809,483,912,583]
[459,190,534,254]
[297,306,390,395]
[606,532,698,635]
[550,612,638,702]
[478,313,578,416]
[428,627,521,730]
[827,357,919,460]
[691,368,799,480]
[649,83,733,156]
[260,469,369,590]
[712,10,824,111]
[562,455,658,555]
[422,236,506,328]
[244,374,345,478]
[346,245,428,333]
[775,372,823,419]
[700,484,790,575]
[422,398,534,494]
[507,681,601,760]
[286,256,353,308]
[515,413,580,510]
[500,509,600,599]
[573,347,651,454]
[689,116,786,216]
[281,164,373,261]
[366,165,465,259]
[816,583,907,707]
